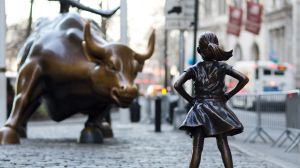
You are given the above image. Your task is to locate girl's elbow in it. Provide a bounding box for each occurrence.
[240,75,249,84]
[244,77,249,84]
[173,81,180,91]
[238,76,249,86]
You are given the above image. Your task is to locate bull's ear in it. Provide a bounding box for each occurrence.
[82,21,107,63]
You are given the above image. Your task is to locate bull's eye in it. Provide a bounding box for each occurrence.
[108,62,117,71]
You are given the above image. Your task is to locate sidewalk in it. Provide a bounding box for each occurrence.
[229,107,300,168]
[232,141,299,168]
[231,128,300,168]
[0,113,283,168]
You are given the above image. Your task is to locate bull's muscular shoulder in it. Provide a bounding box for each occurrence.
[38,12,85,43]
[57,12,84,31]
[57,13,86,41]
[19,13,87,66]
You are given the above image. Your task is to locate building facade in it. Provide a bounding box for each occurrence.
[185,0,300,87]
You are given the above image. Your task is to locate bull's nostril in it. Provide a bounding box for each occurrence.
[120,86,126,90]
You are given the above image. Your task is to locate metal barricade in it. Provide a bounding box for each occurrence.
[230,91,300,152]
[230,92,287,143]
[281,90,300,152]
[229,94,257,129]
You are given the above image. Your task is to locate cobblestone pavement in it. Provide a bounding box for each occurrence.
[0,117,281,168]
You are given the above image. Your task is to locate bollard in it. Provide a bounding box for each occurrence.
[155,96,161,132]
[130,98,141,122]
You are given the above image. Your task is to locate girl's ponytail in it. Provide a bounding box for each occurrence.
[198,32,233,61]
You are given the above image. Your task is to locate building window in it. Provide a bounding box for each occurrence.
[234,0,242,8]
[205,0,212,16]
[234,44,242,61]
[272,0,290,10]
[269,27,285,63]
[218,0,227,15]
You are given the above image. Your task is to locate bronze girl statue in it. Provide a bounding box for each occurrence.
[174,32,249,168]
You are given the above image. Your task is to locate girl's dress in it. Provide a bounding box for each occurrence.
[179,61,243,137]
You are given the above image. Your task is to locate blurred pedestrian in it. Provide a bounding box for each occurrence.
[174,32,249,168]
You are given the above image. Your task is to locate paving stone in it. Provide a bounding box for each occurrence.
[0,119,281,168]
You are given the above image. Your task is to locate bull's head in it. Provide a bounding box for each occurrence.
[82,22,155,107]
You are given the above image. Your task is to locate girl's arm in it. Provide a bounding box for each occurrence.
[225,68,249,100]
[174,70,194,104]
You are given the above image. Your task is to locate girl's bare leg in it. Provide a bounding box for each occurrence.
[189,129,205,168]
[216,134,233,168]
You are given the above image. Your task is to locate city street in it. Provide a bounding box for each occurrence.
[0,112,282,168]
[2,0,300,167]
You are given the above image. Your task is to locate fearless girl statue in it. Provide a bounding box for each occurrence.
[174,32,249,168]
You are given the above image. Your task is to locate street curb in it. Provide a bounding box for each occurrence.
[231,141,297,168]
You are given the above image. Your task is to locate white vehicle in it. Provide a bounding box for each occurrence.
[226,61,295,93]
[227,61,295,109]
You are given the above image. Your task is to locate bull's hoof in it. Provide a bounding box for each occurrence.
[98,122,113,138]
[79,124,103,144]
[0,126,20,144]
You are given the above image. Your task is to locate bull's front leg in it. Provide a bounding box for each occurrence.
[0,61,43,144]
[79,106,113,143]
[99,108,114,138]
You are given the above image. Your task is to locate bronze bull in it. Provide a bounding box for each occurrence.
[0,13,155,144]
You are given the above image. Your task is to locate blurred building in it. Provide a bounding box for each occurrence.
[184,0,300,87]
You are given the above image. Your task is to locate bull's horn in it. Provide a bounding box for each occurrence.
[134,29,155,62]
[67,0,120,18]
[83,21,106,59]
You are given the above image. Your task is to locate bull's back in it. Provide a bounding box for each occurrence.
[18,13,86,68]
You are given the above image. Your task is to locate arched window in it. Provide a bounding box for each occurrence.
[234,44,243,61]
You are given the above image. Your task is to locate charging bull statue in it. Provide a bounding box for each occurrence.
[0,12,155,144]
